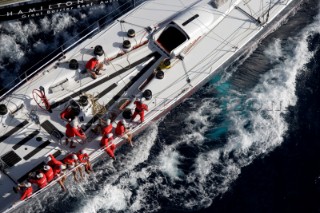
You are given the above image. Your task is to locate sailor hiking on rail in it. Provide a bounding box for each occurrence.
[16,182,33,201]
[131,98,148,123]
[115,119,133,146]
[100,133,116,160]
[28,172,48,189]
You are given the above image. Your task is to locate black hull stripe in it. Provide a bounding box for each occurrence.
[13,130,40,150]
[0,120,29,143]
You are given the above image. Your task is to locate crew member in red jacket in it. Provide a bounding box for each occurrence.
[42,165,54,183]
[102,119,113,137]
[60,106,73,121]
[29,172,48,189]
[47,154,64,177]
[63,153,80,182]
[100,133,116,160]
[19,182,33,201]
[86,56,103,79]
[115,119,133,146]
[77,150,93,174]
[65,119,86,148]
[131,99,148,123]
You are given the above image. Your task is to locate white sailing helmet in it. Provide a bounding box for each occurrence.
[25,182,31,188]
[72,154,78,160]
[79,149,86,154]
[107,133,113,138]
[60,164,67,170]
[43,165,51,171]
[36,173,43,179]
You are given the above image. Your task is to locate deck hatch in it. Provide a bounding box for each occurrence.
[12,130,40,150]
[1,150,21,168]
[23,140,51,160]
[157,24,188,52]
[40,120,64,140]
[0,120,29,143]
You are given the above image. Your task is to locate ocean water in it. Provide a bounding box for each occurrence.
[1,0,320,212]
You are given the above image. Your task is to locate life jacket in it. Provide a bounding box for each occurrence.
[102,124,113,136]
[105,144,116,158]
[30,174,48,189]
[63,154,77,165]
[20,187,33,201]
[134,101,148,113]
[43,167,54,182]
[48,154,62,168]
[115,122,125,136]
[52,166,62,177]
[100,137,108,147]
[85,58,98,70]
[77,153,89,163]
[66,123,85,138]
[60,108,73,120]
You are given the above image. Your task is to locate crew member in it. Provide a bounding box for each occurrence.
[92,118,113,136]
[42,165,54,183]
[29,172,48,189]
[47,154,64,177]
[115,119,133,146]
[77,150,93,174]
[60,106,74,121]
[65,119,86,148]
[18,182,33,201]
[131,99,148,123]
[102,119,113,137]
[100,133,116,160]
[63,153,80,182]
[85,56,104,79]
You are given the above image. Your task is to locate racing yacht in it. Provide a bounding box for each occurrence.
[0,0,303,212]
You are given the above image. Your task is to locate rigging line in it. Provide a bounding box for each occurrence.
[177,56,193,87]
[117,19,146,29]
[265,0,272,24]
[195,26,250,70]
[105,50,130,79]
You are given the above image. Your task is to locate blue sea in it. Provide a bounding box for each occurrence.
[1,0,320,212]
